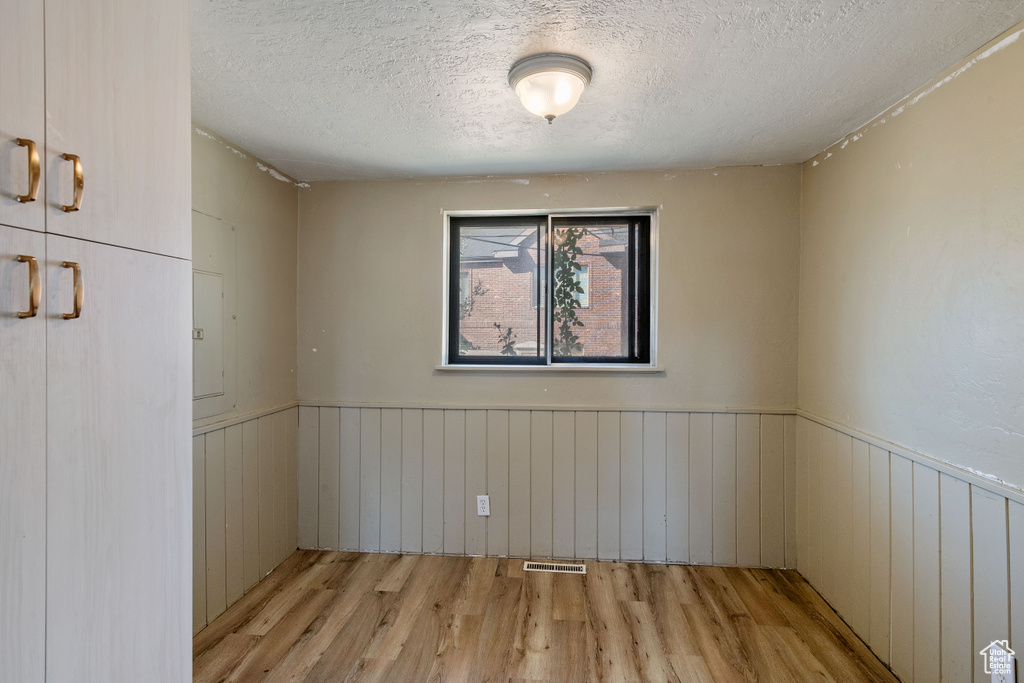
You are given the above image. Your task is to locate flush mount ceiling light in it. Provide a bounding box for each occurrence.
[508,53,592,124]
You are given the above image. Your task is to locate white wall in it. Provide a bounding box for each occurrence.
[799,22,1024,491]
[297,166,801,411]
[797,21,1024,682]
[192,126,299,424]
[191,127,301,634]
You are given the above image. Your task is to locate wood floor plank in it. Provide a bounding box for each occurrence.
[385,556,473,681]
[196,550,899,683]
[515,571,554,680]
[260,554,399,683]
[470,572,527,680]
[583,560,643,682]
[193,633,260,683]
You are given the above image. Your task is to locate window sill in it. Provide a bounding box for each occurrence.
[436,363,662,373]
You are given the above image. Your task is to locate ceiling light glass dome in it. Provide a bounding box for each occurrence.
[508,54,592,123]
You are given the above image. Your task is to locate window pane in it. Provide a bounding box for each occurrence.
[551,218,648,361]
[451,219,546,362]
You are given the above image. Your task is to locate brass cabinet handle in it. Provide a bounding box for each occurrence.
[15,139,40,203]
[16,255,41,318]
[61,153,83,212]
[61,261,83,320]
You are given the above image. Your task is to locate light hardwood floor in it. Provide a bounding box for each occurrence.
[194,550,898,682]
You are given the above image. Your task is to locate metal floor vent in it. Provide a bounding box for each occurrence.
[523,561,586,574]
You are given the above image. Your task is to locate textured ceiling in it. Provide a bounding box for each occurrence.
[191,0,1024,182]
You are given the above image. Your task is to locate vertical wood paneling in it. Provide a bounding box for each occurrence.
[666,413,689,563]
[688,413,713,564]
[443,410,465,555]
[736,414,760,567]
[360,408,383,552]
[833,433,853,622]
[531,411,554,559]
[273,410,290,564]
[939,474,972,683]
[422,410,445,554]
[849,438,871,637]
[795,417,809,576]
[297,407,319,549]
[552,412,576,559]
[465,410,488,556]
[912,463,940,683]
[402,409,424,554]
[287,396,1024,683]
[380,408,403,553]
[286,408,298,553]
[508,411,532,558]
[574,412,598,560]
[868,445,891,663]
[318,407,341,549]
[889,455,914,682]
[820,427,838,601]
[257,415,274,576]
[597,412,620,561]
[339,407,361,550]
[620,412,644,561]
[205,429,227,622]
[783,414,797,568]
[486,410,509,557]
[241,420,260,590]
[712,413,737,566]
[642,412,667,563]
[224,424,244,605]
[193,436,207,635]
[1010,501,1024,671]
[805,422,822,589]
[195,409,309,630]
[972,486,1009,683]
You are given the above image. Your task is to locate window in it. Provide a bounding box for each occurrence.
[445,212,654,366]
[574,265,589,308]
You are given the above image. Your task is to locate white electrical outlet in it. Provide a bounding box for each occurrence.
[477,495,490,516]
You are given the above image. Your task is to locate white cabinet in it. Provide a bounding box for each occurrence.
[45,236,191,681]
[44,0,190,258]
[2,0,190,260]
[0,0,191,680]
[0,225,46,683]
[0,0,45,232]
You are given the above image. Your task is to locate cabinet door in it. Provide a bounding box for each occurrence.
[46,235,191,682]
[0,0,45,232]
[44,0,190,259]
[0,225,46,683]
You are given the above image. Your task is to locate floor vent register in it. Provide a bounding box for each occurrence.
[523,561,587,574]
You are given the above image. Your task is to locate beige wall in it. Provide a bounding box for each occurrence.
[192,126,299,424]
[799,23,1024,489]
[297,166,801,410]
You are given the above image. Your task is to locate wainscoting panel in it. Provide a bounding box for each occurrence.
[796,414,1024,683]
[297,407,797,567]
[192,406,298,635]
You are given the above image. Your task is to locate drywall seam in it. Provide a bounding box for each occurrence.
[809,25,1024,165]
[194,124,307,188]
